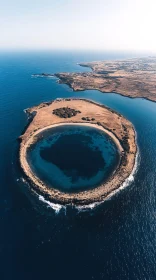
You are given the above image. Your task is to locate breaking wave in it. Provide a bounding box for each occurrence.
[37,133,140,213]
[37,149,140,213]
[76,145,140,211]
[38,195,65,214]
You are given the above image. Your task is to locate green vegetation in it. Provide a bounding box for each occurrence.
[53,107,81,118]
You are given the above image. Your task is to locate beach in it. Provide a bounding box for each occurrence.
[19,98,137,206]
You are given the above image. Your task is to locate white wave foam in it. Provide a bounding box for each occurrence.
[76,144,140,212]
[37,149,140,213]
[35,131,140,213]
[106,149,139,198]
[38,195,65,214]
[76,201,103,212]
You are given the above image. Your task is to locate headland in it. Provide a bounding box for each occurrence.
[19,98,137,206]
[53,57,156,102]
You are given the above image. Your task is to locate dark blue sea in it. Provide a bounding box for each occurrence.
[0,51,156,280]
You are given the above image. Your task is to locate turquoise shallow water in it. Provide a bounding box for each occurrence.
[0,51,156,280]
[27,124,119,192]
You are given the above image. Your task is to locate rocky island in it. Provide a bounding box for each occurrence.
[19,98,137,206]
[54,57,156,102]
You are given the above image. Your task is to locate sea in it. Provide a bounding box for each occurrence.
[0,50,156,280]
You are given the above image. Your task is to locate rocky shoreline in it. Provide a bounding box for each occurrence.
[19,98,137,206]
[32,57,156,102]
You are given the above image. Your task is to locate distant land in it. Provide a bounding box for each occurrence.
[55,57,156,102]
[49,57,156,102]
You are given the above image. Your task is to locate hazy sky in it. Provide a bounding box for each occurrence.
[0,0,156,52]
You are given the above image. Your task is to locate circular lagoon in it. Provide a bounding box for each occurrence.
[26,124,120,192]
[20,99,137,205]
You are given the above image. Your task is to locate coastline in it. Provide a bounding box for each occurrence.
[54,57,156,103]
[77,144,139,211]
[37,138,139,213]
[19,98,137,206]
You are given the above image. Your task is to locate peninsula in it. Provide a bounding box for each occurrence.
[54,57,156,102]
[19,98,137,206]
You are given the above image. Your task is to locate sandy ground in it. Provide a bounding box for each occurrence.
[56,57,156,102]
[19,98,137,206]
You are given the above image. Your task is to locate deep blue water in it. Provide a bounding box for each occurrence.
[27,124,119,192]
[0,51,156,280]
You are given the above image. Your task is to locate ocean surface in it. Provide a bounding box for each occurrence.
[0,51,156,280]
[27,124,119,192]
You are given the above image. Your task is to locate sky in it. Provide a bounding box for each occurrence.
[0,0,156,53]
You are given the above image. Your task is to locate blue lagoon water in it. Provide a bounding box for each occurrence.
[0,51,156,280]
[27,124,119,192]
